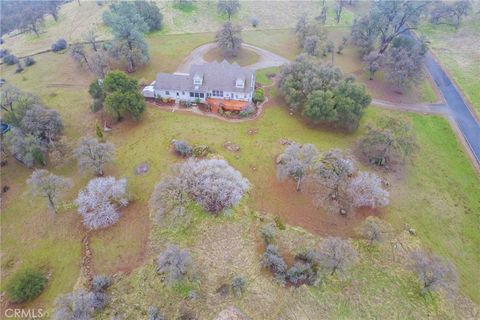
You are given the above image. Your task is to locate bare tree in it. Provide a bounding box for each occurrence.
[76,176,128,230]
[53,290,95,320]
[384,45,424,91]
[216,22,242,57]
[409,250,458,295]
[363,51,383,80]
[347,172,389,209]
[156,245,193,284]
[334,0,348,24]
[310,149,354,213]
[359,115,417,167]
[357,216,393,245]
[430,0,471,30]
[217,0,240,20]
[27,169,72,213]
[70,44,90,69]
[74,137,115,176]
[178,158,249,213]
[316,237,358,277]
[276,143,319,192]
[82,28,99,52]
[89,51,109,79]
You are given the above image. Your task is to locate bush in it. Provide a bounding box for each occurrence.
[253,88,265,103]
[172,139,192,157]
[6,269,47,303]
[92,275,112,292]
[3,54,18,65]
[148,306,165,320]
[24,56,36,66]
[51,38,67,52]
[260,223,276,244]
[53,290,94,320]
[231,276,246,297]
[274,216,286,230]
[261,244,287,276]
[0,49,10,58]
[286,261,316,285]
[251,17,259,27]
[192,144,213,158]
[91,291,107,310]
[239,104,256,117]
[156,245,193,284]
[15,62,24,73]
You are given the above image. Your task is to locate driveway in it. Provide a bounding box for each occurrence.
[423,52,480,166]
[176,43,290,73]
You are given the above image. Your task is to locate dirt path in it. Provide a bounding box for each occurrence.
[176,43,290,73]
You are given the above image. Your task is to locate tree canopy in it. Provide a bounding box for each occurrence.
[216,22,242,57]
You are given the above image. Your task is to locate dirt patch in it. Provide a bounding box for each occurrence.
[252,176,382,238]
[223,141,241,152]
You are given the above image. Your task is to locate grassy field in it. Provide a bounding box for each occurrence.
[1,23,478,317]
[418,7,480,116]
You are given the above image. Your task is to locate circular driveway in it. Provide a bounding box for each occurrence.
[176,43,290,73]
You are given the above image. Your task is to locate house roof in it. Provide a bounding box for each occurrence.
[154,60,255,93]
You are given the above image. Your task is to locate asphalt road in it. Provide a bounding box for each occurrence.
[424,52,480,165]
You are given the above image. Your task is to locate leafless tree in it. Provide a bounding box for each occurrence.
[82,28,99,52]
[74,137,115,176]
[217,0,240,20]
[357,216,393,245]
[347,172,389,209]
[363,51,383,80]
[156,245,193,284]
[409,250,458,295]
[316,237,358,277]
[216,22,242,57]
[276,143,319,192]
[27,169,72,213]
[76,176,128,230]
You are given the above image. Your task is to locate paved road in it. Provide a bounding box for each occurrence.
[176,43,290,73]
[423,52,480,165]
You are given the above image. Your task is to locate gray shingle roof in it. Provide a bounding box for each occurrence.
[154,60,255,93]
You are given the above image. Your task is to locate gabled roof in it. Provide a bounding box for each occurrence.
[189,60,255,93]
[154,60,255,93]
[155,73,191,91]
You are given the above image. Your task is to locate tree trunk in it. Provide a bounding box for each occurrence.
[48,194,57,213]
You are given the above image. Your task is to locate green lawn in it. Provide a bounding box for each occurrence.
[256,67,280,86]
[418,11,480,116]
[1,29,479,314]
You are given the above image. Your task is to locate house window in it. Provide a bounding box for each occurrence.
[176,92,179,96]
[200,93,204,98]
[194,93,200,98]
[165,91,170,95]
[190,92,194,97]
[182,91,185,95]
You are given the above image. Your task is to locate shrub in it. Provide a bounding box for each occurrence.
[148,306,165,320]
[260,223,276,244]
[156,245,193,284]
[192,144,213,158]
[357,216,393,245]
[24,56,36,66]
[92,275,112,292]
[6,269,47,303]
[231,276,246,297]
[0,48,9,58]
[53,290,94,320]
[239,104,256,117]
[51,38,67,52]
[274,216,286,230]
[15,61,24,73]
[91,291,107,311]
[251,17,259,27]
[253,88,265,103]
[172,139,193,157]
[3,54,18,65]
[286,261,316,285]
[261,244,287,276]
[316,237,358,277]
